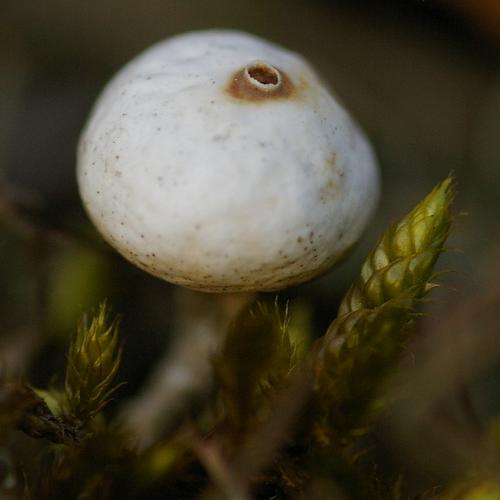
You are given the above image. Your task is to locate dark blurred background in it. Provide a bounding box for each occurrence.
[1,0,499,491]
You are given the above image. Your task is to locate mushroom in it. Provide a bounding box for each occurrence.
[76,30,380,447]
[77,30,380,294]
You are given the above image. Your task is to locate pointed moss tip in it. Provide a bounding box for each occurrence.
[64,301,122,425]
[436,175,457,202]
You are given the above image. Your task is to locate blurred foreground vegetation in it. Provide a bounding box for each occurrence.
[1,178,499,499]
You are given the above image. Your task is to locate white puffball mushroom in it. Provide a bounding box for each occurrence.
[77,30,380,293]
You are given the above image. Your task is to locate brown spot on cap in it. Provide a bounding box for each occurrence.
[226,60,296,102]
[327,152,337,169]
[319,153,344,203]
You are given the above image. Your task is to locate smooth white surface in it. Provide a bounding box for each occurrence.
[77,30,380,292]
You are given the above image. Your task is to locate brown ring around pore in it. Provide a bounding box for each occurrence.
[226,60,295,102]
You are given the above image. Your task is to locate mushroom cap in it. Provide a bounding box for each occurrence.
[77,30,380,292]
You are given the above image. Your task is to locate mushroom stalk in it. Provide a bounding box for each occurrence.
[122,289,253,449]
